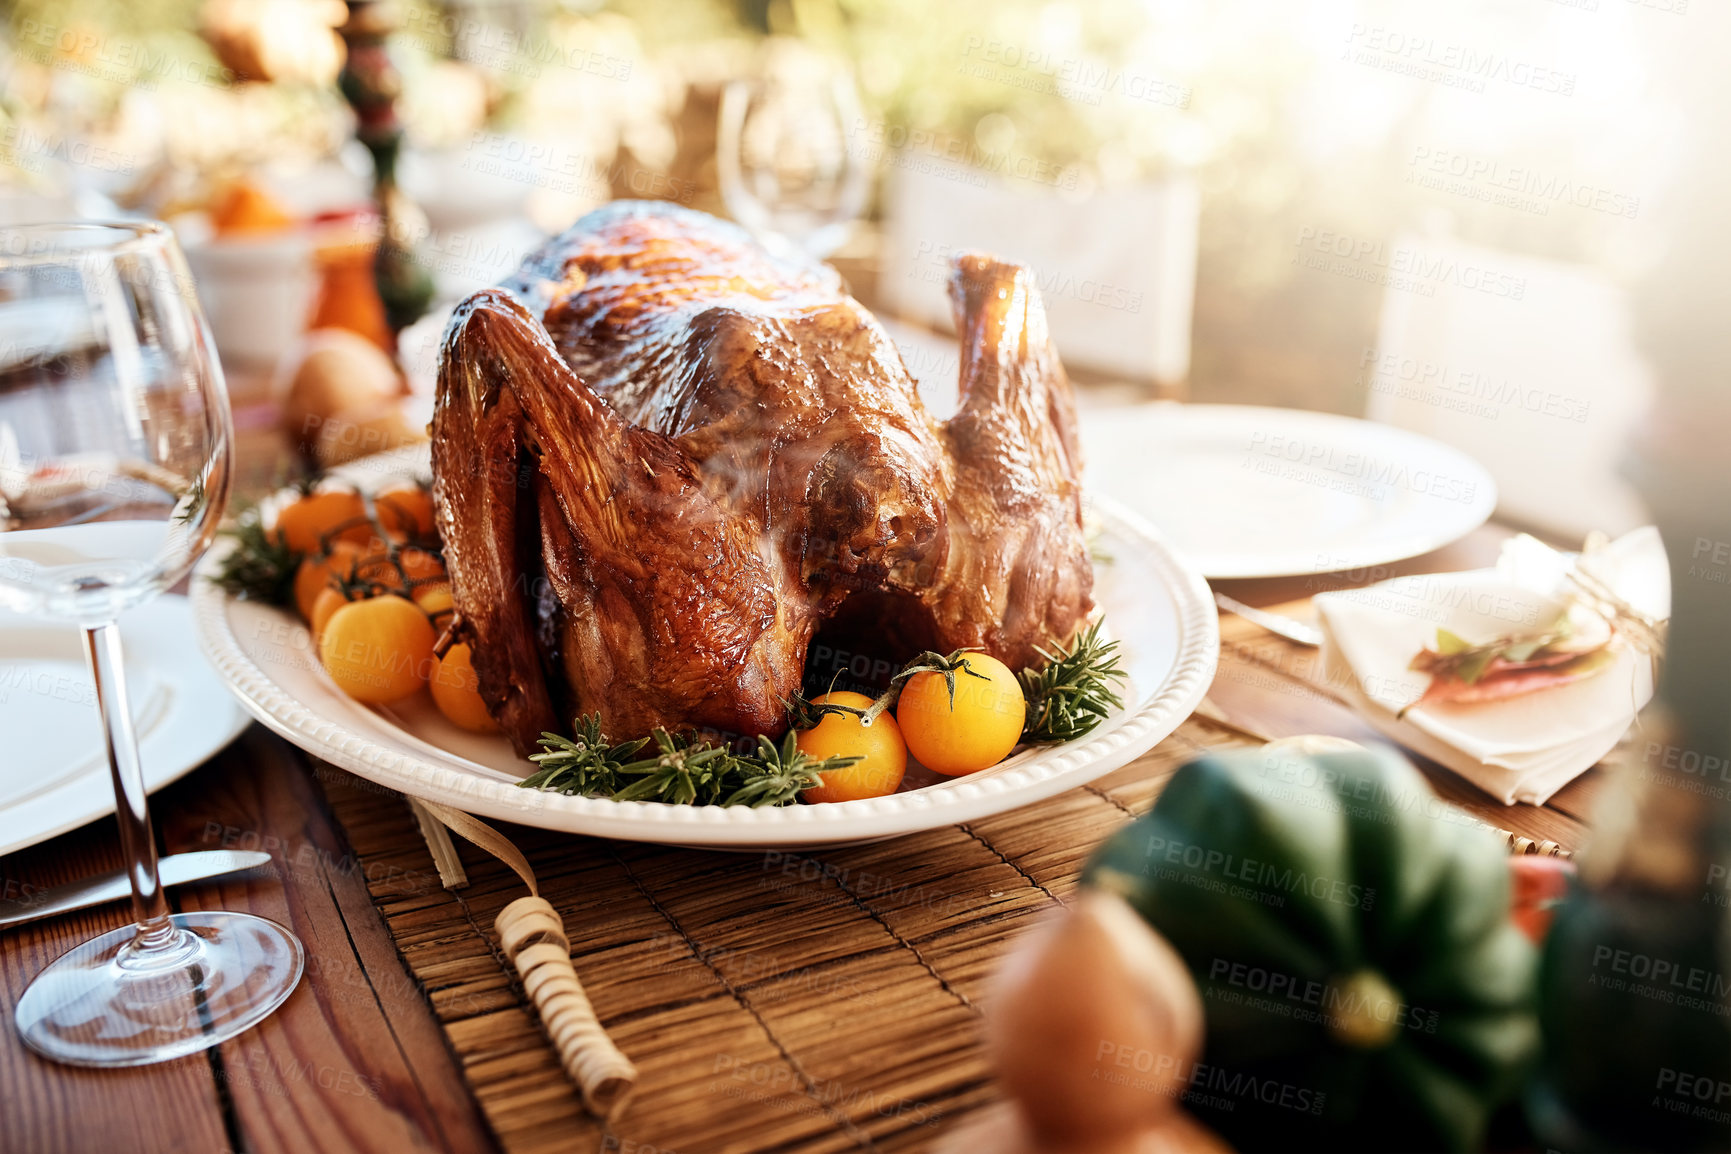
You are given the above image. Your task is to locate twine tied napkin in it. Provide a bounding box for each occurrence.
[1315,528,1669,805]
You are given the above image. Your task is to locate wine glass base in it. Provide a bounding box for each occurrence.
[14,911,304,1068]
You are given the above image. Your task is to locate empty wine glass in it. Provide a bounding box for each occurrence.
[0,221,302,1067]
[717,51,871,261]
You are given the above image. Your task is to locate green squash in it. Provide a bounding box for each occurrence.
[1081,746,1538,1152]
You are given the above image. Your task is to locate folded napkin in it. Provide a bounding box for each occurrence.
[1315,528,1669,805]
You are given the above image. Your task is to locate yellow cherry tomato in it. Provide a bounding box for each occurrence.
[431,643,500,733]
[376,485,437,542]
[319,594,436,704]
[896,654,1026,776]
[413,583,454,619]
[356,546,446,596]
[275,489,375,555]
[795,691,907,803]
[309,584,355,640]
[292,539,365,622]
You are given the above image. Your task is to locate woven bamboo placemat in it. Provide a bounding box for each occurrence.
[321,718,1244,1154]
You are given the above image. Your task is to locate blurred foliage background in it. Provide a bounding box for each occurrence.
[0,0,1697,411]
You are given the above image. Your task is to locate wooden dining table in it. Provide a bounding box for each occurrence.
[0,349,1602,1154]
[0,510,1599,1154]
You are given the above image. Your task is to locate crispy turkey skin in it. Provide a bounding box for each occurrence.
[432,201,1092,755]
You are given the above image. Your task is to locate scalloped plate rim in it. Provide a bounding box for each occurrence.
[190,462,1217,848]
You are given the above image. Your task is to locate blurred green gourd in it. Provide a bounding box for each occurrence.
[1082,745,1538,1153]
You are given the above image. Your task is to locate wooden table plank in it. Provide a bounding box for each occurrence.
[157,730,499,1154]
[0,820,231,1154]
[0,728,500,1154]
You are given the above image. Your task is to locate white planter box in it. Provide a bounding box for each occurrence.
[880,160,1198,385]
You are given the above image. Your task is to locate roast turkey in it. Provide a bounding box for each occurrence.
[432,201,1093,755]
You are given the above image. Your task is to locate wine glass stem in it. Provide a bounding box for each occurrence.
[81,621,176,953]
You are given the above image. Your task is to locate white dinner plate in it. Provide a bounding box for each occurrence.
[189,451,1218,849]
[0,596,252,856]
[1078,403,1498,579]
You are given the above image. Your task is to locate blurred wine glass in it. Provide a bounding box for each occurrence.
[0,221,302,1067]
[717,52,870,261]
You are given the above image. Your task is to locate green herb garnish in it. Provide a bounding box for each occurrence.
[209,501,301,603]
[520,714,648,795]
[1018,620,1127,744]
[521,714,860,808]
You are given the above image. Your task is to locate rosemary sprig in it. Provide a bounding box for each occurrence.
[611,729,742,805]
[1019,621,1127,744]
[210,501,301,604]
[520,714,648,795]
[520,714,859,807]
[723,733,839,807]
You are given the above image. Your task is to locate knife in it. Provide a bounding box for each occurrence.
[1214,592,1326,648]
[0,850,273,930]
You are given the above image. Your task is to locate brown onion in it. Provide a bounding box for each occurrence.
[985,891,1211,1149]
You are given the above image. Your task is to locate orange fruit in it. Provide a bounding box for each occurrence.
[896,654,1025,776]
[414,584,454,621]
[319,594,436,704]
[276,489,376,555]
[356,546,446,596]
[376,485,437,542]
[292,539,366,622]
[309,584,353,639]
[796,691,907,803]
[431,643,499,733]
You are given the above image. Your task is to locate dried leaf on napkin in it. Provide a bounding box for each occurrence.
[1404,605,1616,713]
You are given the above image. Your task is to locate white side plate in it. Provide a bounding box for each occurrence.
[0,596,252,856]
[1079,403,1498,579]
